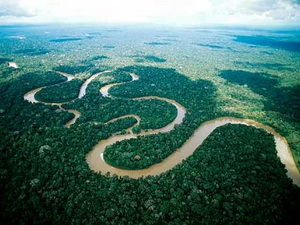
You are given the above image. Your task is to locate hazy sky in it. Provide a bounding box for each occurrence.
[0,0,299,26]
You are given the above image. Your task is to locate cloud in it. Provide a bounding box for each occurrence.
[0,0,299,26]
[0,0,37,17]
[210,0,300,24]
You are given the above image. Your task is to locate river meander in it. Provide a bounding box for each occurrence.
[23,69,300,186]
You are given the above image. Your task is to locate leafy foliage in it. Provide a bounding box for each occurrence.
[103,66,219,169]
[234,35,300,52]
[54,65,92,75]
[219,70,300,122]
[0,64,299,225]
[144,42,170,46]
[14,48,50,56]
[1,120,299,225]
[0,57,12,64]
[50,38,82,42]
[35,79,82,103]
[133,55,167,63]
[65,69,177,131]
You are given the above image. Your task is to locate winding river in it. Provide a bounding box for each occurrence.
[24,69,300,186]
[24,70,110,127]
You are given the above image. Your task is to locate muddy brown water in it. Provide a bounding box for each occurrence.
[23,70,300,186]
[24,70,110,127]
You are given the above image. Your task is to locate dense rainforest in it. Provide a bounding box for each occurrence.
[218,69,300,167]
[35,78,83,103]
[65,69,177,131]
[103,66,226,169]
[0,63,299,225]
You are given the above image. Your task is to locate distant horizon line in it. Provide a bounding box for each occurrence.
[0,22,300,31]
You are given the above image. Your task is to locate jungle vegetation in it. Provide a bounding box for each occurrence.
[35,78,82,103]
[0,26,299,224]
[103,45,115,49]
[144,42,170,46]
[0,57,12,64]
[1,110,299,225]
[102,66,221,169]
[219,69,300,166]
[132,55,167,63]
[219,70,300,122]
[233,35,300,52]
[14,48,50,56]
[193,43,225,49]
[65,69,177,131]
[49,37,83,42]
[233,61,294,71]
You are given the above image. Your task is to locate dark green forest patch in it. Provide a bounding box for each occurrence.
[0,67,17,80]
[161,38,178,42]
[89,55,108,61]
[81,55,109,64]
[76,98,176,131]
[14,48,50,56]
[219,70,300,121]
[144,42,170,46]
[0,57,12,64]
[87,32,101,36]
[170,124,300,225]
[50,37,82,42]
[260,50,274,55]
[0,65,299,225]
[65,69,177,130]
[0,71,72,129]
[194,43,224,49]
[234,61,294,71]
[103,45,115,49]
[233,35,300,52]
[35,79,82,103]
[132,55,167,63]
[102,66,220,169]
[54,65,91,74]
[105,29,121,32]
[1,116,299,225]
[193,43,233,51]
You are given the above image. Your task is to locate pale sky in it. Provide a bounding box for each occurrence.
[0,0,299,26]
